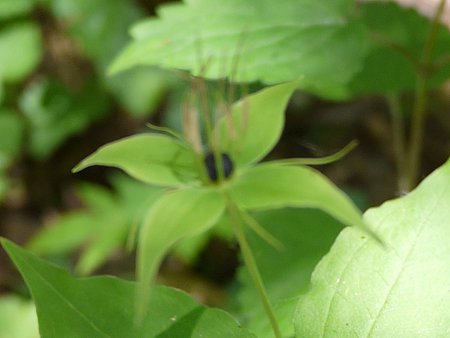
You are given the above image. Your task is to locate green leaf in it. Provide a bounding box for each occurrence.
[108,66,177,118]
[349,3,450,95]
[74,134,197,187]
[20,77,109,159]
[215,81,298,167]
[0,22,42,82]
[0,295,39,338]
[0,109,24,167]
[2,240,255,338]
[28,176,161,275]
[48,0,143,70]
[233,209,342,338]
[0,0,35,20]
[295,157,450,336]
[137,187,225,320]
[228,163,364,229]
[110,0,368,99]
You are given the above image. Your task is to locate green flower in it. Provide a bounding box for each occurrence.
[74,81,375,336]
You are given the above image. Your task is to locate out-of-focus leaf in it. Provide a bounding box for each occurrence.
[137,187,225,320]
[20,77,109,159]
[110,0,369,99]
[228,163,364,230]
[74,134,197,187]
[0,0,35,20]
[349,2,450,95]
[108,66,177,118]
[233,209,342,338]
[28,176,161,275]
[0,295,39,338]
[48,0,142,70]
[0,110,24,167]
[2,240,254,338]
[295,157,450,337]
[215,81,298,167]
[0,22,42,82]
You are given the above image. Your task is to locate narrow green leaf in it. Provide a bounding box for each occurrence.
[215,81,298,167]
[74,134,197,186]
[137,187,225,320]
[109,0,368,98]
[228,163,364,229]
[0,22,42,82]
[295,157,450,337]
[2,240,254,338]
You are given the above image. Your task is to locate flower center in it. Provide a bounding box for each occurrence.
[204,152,234,182]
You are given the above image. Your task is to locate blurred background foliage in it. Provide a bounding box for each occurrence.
[0,0,449,336]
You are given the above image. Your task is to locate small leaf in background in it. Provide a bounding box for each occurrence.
[295,157,450,337]
[228,163,364,230]
[232,209,342,338]
[74,134,197,186]
[137,187,225,320]
[47,0,176,118]
[108,66,177,118]
[110,0,369,99]
[19,77,109,159]
[349,2,450,95]
[0,21,42,82]
[2,239,254,338]
[215,81,298,167]
[0,109,24,167]
[0,0,35,20]
[28,175,161,275]
[0,295,39,338]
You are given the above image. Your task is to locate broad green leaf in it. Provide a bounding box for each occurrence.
[215,81,298,167]
[349,3,450,95]
[2,240,255,338]
[137,187,225,320]
[233,209,342,338]
[0,0,35,20]
[20,77,109,159]
[74,134,197,186]
[0,22,42,82]
[228,163,364,229]
[295,157,450,337]
[110,0,368,99]
[0,295,39,338]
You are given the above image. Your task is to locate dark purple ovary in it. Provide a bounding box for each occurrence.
[204,152,234,181]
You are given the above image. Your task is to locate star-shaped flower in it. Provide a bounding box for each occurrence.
[74,80,374,334]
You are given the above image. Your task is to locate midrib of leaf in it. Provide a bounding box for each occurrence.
[12,252,112,338]
[364,183,448,337]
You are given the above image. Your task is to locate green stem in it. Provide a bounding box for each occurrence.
[406,0,447,190]
[226,200,282,338]
[386,94,407,193]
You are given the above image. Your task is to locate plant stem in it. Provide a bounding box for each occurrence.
[226,201,282,338]
[405,0,447,191]
[386,94,407,193]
